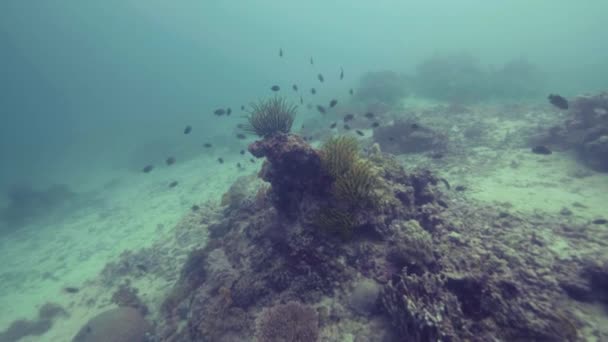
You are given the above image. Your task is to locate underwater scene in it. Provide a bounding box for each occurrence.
[1,1,608,341]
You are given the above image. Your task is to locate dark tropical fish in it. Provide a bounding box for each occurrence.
[330,122,337,129]
[203,143,213,148]
[168,181,179,188]
[329,99,338,108]
[548,94,568,109]
[349,88,354,95]
[214,108,226,116]
[279,48,283,57]
[271,85,280,92]
[311,88,316,95]
[191,205,200,211]
[142,165,154,173]
[166,157,176,165]
[250,158,255,163]
[318,73,324,82]
[310,57,314,65]
[592,218,607,224]
[410,123,419,130]
[316,105,327,114]
[237,162,242,168]
[356,130,364,136]
[241,105,245,111]
[371,122,380,128]
[300,96,304,104]
[236,133,247,140]
[226,108,232,116]
[343,113,354,122]
[343,124,351,130]
[240,150,245,155]
[308,135,313,141]
[218,157,224,164]
[340,67,344,80]
[364,112,374,119]
[184,125,192,134]
[64,287,79,294]
[293,84,298,91]
[532,145,552,155]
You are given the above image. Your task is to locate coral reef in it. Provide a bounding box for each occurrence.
[0,303,68,342]
[533,91,608,171]
[255,301,319,342]
[373,120,447,155]
[71,307,151,342]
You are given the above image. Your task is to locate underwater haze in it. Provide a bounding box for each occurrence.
[0,1,607,341]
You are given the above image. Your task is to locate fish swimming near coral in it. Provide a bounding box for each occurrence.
[311,88,316,95]
[240,150,245,155]
[226,108,232,116]
[310,57,314,65]
[184,125,192,134]
[532,145,552,155]
[271,85,280,92]
[330,122,337,129]
[236,133,247,140]
[300,96,304,104]
[279,48,283,57]
[349,88,354,95]
[356,130,364,136]
[340,67,344,80]
[329,99,338,108]
[168,181,179,188]
[214,108,226,116]
[203,143,213,148]
[371,122,380,128]
[343,113,354,122]
[364,112,374,119]
[316,105,327,114]
[343,124,351,130]
[292,84,298,91]
[218,157,224,164]
[166,157,176,166]
[142,165,154,173]
[548,94,568,109]
[318,74,324,82]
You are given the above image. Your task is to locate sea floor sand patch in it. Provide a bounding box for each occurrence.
[0,153,249,340]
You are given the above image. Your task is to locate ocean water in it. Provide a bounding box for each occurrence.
[0,1,607,341]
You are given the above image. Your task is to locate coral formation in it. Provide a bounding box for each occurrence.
[255,301,319,342]
[71,307,151,342]
[242,96,297,138]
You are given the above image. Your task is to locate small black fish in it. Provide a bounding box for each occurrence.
[240,150,245,155]
[410,123,419,130]
[316,105,326,114]
[330,122,337,129]
[292,84,298,91]
[343,124,351,130]
[340,67,344,80]
[226,108,232,115]
[548,94,568,109]
[191,205,200,211]
[279,48,283,57]
[532,145,552,155]
[241,105,245,111]
[371,122,380,128]
[142,165,154,173]
[349,88,354,95]
[308,136,313,141]
[343,113,354,122]
[168,181,179,188]
[214,108,226,116]
[592,218,607,224]
[203,143,213,148]
[236,133,247,140]
[166,157,176,166]
[218,157,224,164]
[310,57,314,65]
[300,96,304,104]
[318,74,324,82]
[271,85,280,92]
[329,99,338,108]
[237,162,242,168]
[356,130,364,136]
[311,88,316,95]
[364,112,374,119]
[63,287,79,294]
[184,125,192,134]
[250,158,255,163]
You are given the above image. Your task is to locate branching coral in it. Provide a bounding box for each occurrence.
[242,96,297,138]
[255,301,319,342]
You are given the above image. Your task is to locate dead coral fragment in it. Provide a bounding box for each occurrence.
[243,96,297,138]
[255,301,319,342]
[319,136,358,178]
